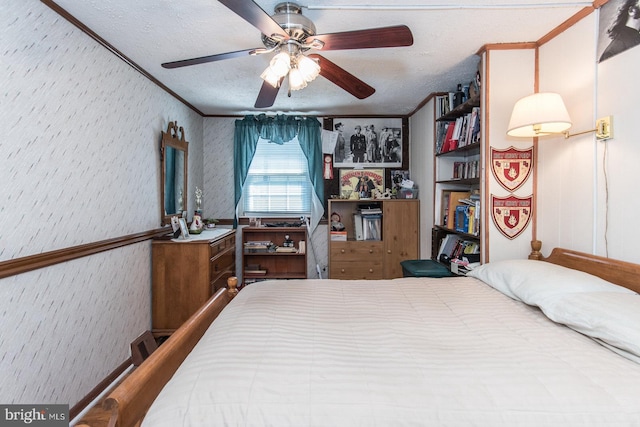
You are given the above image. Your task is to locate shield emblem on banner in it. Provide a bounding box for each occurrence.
[490,146,533,192]
[491,195,533,240]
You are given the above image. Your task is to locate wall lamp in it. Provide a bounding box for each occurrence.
[507,92,613,140]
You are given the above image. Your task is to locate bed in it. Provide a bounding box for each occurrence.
[103,245,640,426]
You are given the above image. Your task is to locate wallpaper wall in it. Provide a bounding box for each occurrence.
[1,0,202,407]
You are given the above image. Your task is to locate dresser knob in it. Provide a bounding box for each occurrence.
[369,268,373,273]
[369,249,373,253]
[341,249,345,254]
[387,250,391,254]
[341,268,345,273]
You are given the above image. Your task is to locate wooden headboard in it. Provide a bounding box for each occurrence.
[530,241,640,294]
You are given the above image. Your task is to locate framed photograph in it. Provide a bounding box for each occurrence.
[391,170,410,192]
[339,169,384,200]
[170,215,181,238]
[331,118,404,168]
[178,218,190,239]
[597,0,640,62]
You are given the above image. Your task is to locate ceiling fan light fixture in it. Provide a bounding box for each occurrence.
[260,66,282,88]
[288,67,308,91]
[297,55,320,82]
[269,51,291,78]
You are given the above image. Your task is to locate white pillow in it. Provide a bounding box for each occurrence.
[540,292,640,361]
[466,259,635,305]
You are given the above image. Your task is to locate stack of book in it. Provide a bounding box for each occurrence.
[437,234,480,265]
[245,264,267,275]
[435,106,481,154]
[330,231,347,241]
[354,204,382,241]
[243,241,272,253]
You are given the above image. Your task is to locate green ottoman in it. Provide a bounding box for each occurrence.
[400,259,453,278]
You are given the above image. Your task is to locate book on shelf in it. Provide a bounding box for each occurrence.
[354,213,364,240]
[357,203,382,215]
[330,231,347,241]
[245,263,267,275]
[452,160,480,180]
[362,215,382,241]
[438,234,480,264]
[244,240,273,253]
[440,122,456,153]
[275,247,298,253]
[442,190,471,229]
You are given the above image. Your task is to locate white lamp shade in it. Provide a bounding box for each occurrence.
[269,52,291,78]
[288,68,308,91]
[260,66,281,88]
[507,92,572,137]
[297,55,320,82]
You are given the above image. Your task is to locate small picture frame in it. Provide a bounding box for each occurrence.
[178,218,190,239]
[170,216,181,238]
[391,170,410,192]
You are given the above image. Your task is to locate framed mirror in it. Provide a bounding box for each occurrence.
[160,121,188,226]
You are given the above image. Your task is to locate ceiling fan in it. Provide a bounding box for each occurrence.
[161,0,414,108]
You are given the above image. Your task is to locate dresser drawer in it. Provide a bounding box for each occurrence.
[330,261,384,279]
[330,241,384,261]
[210,234,235,257]
[210,249,235,278]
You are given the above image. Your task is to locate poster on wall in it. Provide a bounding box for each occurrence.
[491,194,533,240]
[332,118,403,168]
[339,169,384,200]
[597,0,640,62]
[490,146,533,192]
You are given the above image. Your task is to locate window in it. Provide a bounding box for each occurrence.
[241,137,313,217]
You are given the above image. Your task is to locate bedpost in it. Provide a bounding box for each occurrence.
[529,240,543,260]
[227,276,239,298]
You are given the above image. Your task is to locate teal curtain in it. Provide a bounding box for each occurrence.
[296,117,324,205]
[233,114,325,230]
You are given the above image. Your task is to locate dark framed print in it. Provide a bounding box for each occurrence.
[598,0,640,62]
[330,118,404,168]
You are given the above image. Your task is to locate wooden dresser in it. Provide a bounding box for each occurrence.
[328,199,419,279]
[152,228,236,337]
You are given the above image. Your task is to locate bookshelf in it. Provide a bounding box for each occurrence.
[432,92,482,270]
[241,226,307,286]
[328,199,419,279]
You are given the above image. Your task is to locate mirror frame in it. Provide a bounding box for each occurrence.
[160,121,188,226]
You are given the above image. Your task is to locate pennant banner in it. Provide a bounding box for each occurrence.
[490,146,533,192]
[491,194,533,240]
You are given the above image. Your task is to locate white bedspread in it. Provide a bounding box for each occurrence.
[143,277,640,426]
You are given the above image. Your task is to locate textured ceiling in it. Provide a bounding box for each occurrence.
[48,0,592,116]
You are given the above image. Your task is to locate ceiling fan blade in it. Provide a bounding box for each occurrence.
[308,25,413,51]
[308,54,375,100]
[162,48,259,69]
[255,79,283,108]
[218,0,289,40]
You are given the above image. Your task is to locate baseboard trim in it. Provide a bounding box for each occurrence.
[70,358,133,421]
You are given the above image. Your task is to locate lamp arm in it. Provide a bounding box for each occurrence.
[563,128,596,139]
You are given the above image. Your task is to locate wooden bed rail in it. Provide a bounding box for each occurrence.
[103,278,238,427]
